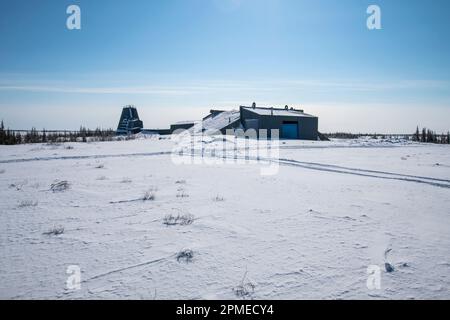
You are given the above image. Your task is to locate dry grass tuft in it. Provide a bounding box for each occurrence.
[163,214,194,226]
[43,226,65,236]
[176,249,194,263]
[50,181,70,192]
[18,200,38,208]
[233,271,256,299]
[142,190,156,201]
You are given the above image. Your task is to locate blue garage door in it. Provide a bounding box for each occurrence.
[281,122,299,139]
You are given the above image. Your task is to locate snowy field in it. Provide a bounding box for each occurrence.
[0,136,449,299]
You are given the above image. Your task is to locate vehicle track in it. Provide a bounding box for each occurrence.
[1,149,449,188]
[0,151,171,164]
[277,158,450,189]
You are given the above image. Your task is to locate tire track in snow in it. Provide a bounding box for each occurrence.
[199,152,450,189]
[1,149,449,188]
[278,158,450,183]
[0,143,415,164]
[0,151,171,164]
[275,158,450,188]
[82,255,172,284]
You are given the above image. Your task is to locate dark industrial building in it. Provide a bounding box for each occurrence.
[239,104,318,140]
[200,104,319,140]
[170,121,197,133]
[116,103,319,140]
[116,105,143,135]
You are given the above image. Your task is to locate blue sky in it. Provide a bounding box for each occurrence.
[0,0,449,132]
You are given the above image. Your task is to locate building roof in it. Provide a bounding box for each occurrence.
[191,110,241,133]
[241,106,317,118]
[172,120,198,125]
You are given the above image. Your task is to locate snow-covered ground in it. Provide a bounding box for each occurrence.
[0,136,449,299]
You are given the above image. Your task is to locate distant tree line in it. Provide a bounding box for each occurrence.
[324,127,450,144]
[2,119,449,145]
[325,132,393,139]
[0,120,116,145]
[324,132,362,139]
[412,126,450,144]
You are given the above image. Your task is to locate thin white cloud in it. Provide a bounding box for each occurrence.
[0,85,196,95]
[274,79,450,91]
[0,78,448,95]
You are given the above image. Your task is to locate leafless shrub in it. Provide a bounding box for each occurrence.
[163,214,194,226]
[384,248,395,272]
[176,188,189,198]
[142,190,155,201]
[18,200,38,208]
[110,187,157,204]
[385,262,395,273]
[43,226,65,236]
[213,195,224,202]
[9,181,27,191]
[176,249,194,263]
[233,271,255,299]
[50,180,70,192]
[124,135,137,141]
[9,183,20,190]
[177,192,189,198]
